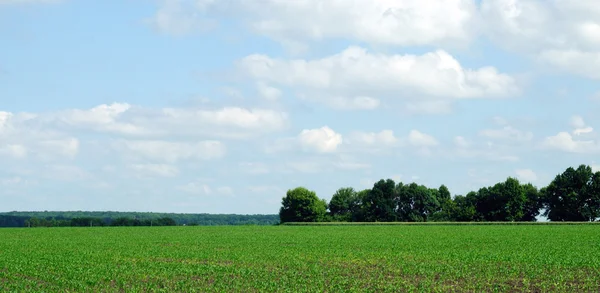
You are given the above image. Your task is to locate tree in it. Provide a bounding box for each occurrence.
[328,187,359,221]
[279,187,327,223]
[397,183,440,222]
[452,192,477,221]
[520,183,541,221]
[351,189,371,221]
[503,177,527,221]
[363,179,397,221]
[430,185,454,221]
[542,165,600,221]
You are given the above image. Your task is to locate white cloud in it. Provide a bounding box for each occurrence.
[408,130,438,148]
[173,0,479,48]
[542,132,600,154]
[115,140,226,163]
[129,164,180,178]
[0,111,79,160]
[45,103,289,139]
[147,0,216,36]
[570,115,586,128]
[240,46,519,111]
[569,115,594,136]
[538,50,600,80]
[592,164,600,173]
[256,82,282,101]
[481,0,600,79]
[298,126,343,153]
[515,168,537,182]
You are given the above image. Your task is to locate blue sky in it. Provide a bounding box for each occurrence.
[1,0,600,214]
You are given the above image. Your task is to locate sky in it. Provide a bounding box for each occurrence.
[1,0,600,215]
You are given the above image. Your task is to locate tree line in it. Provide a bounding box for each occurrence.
[0,212,280,227]
[279,164,600,223]
[23,216,177,227]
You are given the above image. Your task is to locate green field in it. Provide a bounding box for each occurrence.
[1,225,599,292]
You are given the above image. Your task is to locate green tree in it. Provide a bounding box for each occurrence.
[521,183,542,221]
[542,165,600,221]
[503,177,527,221]
[279,187,327,223]
[363,179,397,222]
[430,185,454,221]
[352,189,371,221]
[397,183,440,222]
[328,187,359,221]
[452,192,477,221]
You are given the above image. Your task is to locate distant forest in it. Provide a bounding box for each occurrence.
[0,211,279,228]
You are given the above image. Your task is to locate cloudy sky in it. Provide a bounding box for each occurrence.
[1,0,600,214]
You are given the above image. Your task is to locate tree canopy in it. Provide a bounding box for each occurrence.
[280,164,600,223]
[279,187,327,223]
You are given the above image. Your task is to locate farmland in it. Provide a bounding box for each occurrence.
[1,225,600,292]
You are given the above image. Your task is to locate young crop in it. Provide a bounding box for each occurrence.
[0,225,599,292]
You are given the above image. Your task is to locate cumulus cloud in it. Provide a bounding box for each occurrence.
[32,103,288,139]
[569,115,594,135]
[481,0,600,79]
[0,111,79,160]
[256,82,282,101]
[542,132,600,154]
[297,126,343,153]
[146,0,479,48]
[515,168,537,182]
[407,130,438,148]
[240,47,518,107]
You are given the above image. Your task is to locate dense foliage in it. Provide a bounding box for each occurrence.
[279,187,328,223]
[0,212,279,227]
[0,226,598,292]
[281,164,600,223]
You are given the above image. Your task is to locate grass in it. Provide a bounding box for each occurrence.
[0,225,599,292]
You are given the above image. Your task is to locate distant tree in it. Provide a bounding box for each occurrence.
[520,183,542,221]
[363,179,397,222]
[279,187,327,223]
[503,177,527,221]
[542,165,600,221]
[328,187,360,221]
[430,185,454,221]
[351,189,371,221]
[156,217,176,226]
[397,183,440,222]
[452,193,477,221]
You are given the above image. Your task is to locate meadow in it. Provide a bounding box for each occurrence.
[1,225,599,292]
